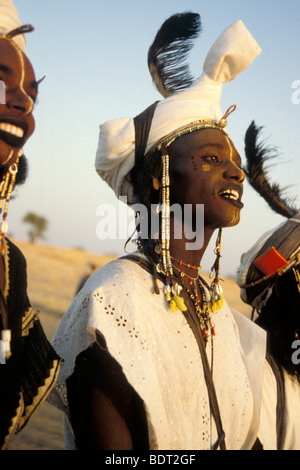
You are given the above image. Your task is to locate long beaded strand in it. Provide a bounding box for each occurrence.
[161,149,172,276]
[0,160,19,251]
[0,155,20,361]
[208,228,224,312]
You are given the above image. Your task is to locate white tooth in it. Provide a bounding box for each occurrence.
[0,123,23,137]
[220,189,239,200]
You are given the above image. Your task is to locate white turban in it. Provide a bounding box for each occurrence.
[96,19,261,204]
[0,0,26,53]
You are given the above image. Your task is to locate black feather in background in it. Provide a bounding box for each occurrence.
[147,12,201,97]
[244,121,298,219]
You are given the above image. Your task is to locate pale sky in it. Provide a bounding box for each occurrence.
[8,0,300,276]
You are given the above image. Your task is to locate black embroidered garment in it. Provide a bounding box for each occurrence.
[0,238,61,450]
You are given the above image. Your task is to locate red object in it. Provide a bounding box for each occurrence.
[253,246,288,276]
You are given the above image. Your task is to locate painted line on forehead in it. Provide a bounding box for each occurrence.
[224,135,233,160]
[11,40,34,115]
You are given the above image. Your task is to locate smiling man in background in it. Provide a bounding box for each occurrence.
[0,0,61,450]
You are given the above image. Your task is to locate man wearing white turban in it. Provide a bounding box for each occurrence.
[49,12,297,450]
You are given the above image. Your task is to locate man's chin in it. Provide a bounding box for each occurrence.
[226,210,241,227]
[214,209,241,229]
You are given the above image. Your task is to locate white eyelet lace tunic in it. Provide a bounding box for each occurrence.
[48,256,268,450]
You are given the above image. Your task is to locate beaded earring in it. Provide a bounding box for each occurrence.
[0,151,22,254]
[160,149,172,276]
[154,148,187,311]
[208,228,224,312]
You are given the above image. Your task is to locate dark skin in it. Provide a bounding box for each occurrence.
[67,334,148,450]
[0,38,37,291]
[67,127,245,449]
[168,128,244,279]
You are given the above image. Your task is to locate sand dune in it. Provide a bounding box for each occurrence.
[6,239,252,450]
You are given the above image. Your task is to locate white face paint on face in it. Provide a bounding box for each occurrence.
[15,44,34,116]
[223,134,240,225]
[0,38,37,167]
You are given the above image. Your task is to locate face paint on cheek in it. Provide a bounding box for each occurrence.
[202,164,210,172]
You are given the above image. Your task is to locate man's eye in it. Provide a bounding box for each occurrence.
[203,155,218,163]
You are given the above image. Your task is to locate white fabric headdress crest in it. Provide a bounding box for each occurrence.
[95,17,261,204]
[0,0,27,52]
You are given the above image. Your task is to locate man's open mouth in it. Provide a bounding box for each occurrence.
[219,188,244,208]
[0,120,27,148]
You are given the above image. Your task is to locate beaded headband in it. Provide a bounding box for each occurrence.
[154,105,236,153]
[148,104,236,160]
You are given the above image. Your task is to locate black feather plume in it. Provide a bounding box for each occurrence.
[148,12,201,98]
[244,121,298,218]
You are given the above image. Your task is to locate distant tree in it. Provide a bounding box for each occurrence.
[23,212,48,243]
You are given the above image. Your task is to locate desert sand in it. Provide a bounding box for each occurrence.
[6,239,252,450]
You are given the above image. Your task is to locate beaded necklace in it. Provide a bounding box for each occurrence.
[186,281,216,341]
[155,246,222,339]
[170,255,201,273]
[172,263,215,341]
[171,262,199,281]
